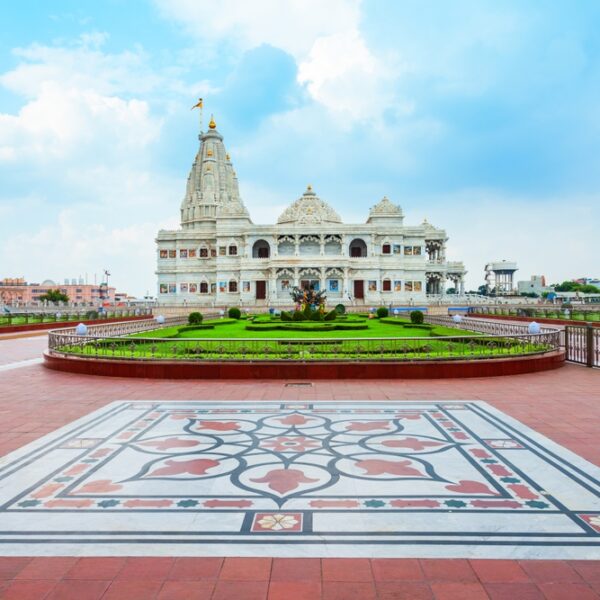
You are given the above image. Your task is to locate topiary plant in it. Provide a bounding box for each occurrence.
[335,303,346,314]
[227,307,241,319]
[280,310,293,322]
[303,303,312,319]
[324,309,337,321]
[376,307,389,318]
[293,310,307,321]
[410,310,424,324]
[310,310,323,321]
[188,311,203,325]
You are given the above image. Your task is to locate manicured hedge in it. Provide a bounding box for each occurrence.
[245,322,369,332]
[177,324,215,333]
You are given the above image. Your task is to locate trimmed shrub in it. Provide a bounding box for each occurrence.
[335,303,346,314]
[376,307,389,318]
[293,310,307,321]
[85,310,99,320]
[177,324,215,333]
[410,310,424,324]
[324,309,337,321]
[188,311,203,325]
[280,310,293,322]
[227,307,241,319]
[303,303,313,318]
[309,310,323,321]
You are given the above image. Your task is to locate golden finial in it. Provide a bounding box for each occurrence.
[207,149,213,156]
[226,153,230,160]
[208,114,216,129]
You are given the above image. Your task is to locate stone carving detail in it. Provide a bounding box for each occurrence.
[277,187,342,225]
[369,196,402,216]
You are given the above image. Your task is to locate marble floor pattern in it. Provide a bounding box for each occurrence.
[3,399,600,559]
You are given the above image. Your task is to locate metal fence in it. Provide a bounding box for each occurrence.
[0,307,152,326]
[425,314,558,336]
[565,325,599,367]
[47,328,561,363]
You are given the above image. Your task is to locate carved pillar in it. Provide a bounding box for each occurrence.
[320,267,326,293]
[293,267,299,288]
[294,235,299,257]
[269,268,277,302]
[319,234,325,256]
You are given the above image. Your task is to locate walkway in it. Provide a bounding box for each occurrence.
[1,334,600,598]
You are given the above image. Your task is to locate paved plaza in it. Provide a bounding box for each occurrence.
[1,334,600,597]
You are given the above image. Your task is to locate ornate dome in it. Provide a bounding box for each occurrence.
[277,186,342,225]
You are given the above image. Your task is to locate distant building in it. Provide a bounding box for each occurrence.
[484,261,518,294]
[0,278,117,306]
[574,277,600,287]
[517,275,553,296]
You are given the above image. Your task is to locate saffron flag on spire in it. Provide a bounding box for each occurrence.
[191,98,203,110]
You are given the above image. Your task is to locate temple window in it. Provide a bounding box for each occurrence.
[159,250,168,259]
[382,279,391,292]
[200,248,208,258]
[382,244,391,255]
[179,249,188,258]
[200,282,208,293]
[168,250,176,258]
[228,280,238,293]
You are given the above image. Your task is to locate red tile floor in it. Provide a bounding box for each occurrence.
[1,334,600,599]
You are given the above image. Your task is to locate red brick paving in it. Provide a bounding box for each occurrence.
[1,335,600,599]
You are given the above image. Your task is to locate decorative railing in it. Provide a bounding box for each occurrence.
[47,330,561,363]
[48,316,188,343]
[0,307,153,325]
[425,315,558,336]
[565,325,600,368]
[471,305,600,319]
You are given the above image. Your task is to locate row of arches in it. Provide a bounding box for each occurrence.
[252,238,368,258]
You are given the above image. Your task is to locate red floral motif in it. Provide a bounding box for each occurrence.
[197,421,240,431]
[44,499,94,508]
[445,480,499,495]
[123,499,173,508]
[203,499,254,508]
[139,438,201,451]
[32,483,63,499]
[355,459,426,477]
[147,458,220,477]
[276,414,313,426]
[346,421,390,431]
[471,499,521,509]
[381,437,445,451]
[261,436,320,453]
[76,479,123,494]
[250,468,319,494]
[487,464,512,477]
[309,500,360,508]
[507,484,538,500]
[390,499,440,508]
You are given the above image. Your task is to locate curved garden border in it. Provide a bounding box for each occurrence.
[42,348,565,379]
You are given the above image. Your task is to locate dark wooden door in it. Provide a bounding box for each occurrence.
[256,280,266,300]
[351,246,362,257]
[354,280,364,299]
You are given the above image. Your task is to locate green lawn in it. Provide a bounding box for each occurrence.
[128,317,463,339]
[53,315,552,361]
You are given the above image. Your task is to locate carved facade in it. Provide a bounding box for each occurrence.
[156,121,466,306]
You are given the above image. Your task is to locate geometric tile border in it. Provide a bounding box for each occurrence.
[2,400,600,558]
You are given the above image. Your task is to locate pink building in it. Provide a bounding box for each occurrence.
[0,278,117,306]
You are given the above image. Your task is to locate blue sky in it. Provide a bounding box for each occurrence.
[1,0,599,295]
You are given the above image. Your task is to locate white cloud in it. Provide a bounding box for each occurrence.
[154,0,361,60]
[0,83,159,164]
[297,29,396,120]
[154,0,397,120]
